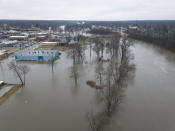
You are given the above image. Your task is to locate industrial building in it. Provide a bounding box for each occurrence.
[15,50,60,61]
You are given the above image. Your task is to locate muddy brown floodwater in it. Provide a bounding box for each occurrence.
[0,40,175,131]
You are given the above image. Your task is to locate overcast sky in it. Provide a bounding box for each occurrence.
[0,0,175,20]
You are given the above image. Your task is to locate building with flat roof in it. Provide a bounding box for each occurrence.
[42,42,58,45]
[15,50,59,61]
[9,36,28,41]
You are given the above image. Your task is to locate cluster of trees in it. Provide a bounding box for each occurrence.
[8,61,30,86]
[127,21,175,51]
[67,36,86,85]
[87,35,135,131]
[65,23,91,32]
[0,20,134,33]
[88,28,113,35]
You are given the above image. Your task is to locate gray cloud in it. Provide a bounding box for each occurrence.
[0,0,174,20]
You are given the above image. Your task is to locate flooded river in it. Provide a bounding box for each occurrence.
[0,40,175,131]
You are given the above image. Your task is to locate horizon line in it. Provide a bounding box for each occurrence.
[0,19,175,22]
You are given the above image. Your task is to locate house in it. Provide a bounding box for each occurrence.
[36,36,47,41]
[15,50,60,61]
[0,50,8,60]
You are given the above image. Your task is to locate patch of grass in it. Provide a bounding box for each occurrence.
[35,45,69,51]
[0,84,22,105]
[35,39,91,51]
[79,38,90,45]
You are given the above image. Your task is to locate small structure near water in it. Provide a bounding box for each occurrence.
[15,50,60,61]
[0,50,8,60]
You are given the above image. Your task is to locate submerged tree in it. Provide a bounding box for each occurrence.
[93,37,104,58]
[68,43,86,64]
[95,61,105,86]
[8,61,30,86]
[71,62,79,85]
[50,53,57,73]
[67,40,86,86]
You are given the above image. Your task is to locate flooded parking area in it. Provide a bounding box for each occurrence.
[0,40,175,131]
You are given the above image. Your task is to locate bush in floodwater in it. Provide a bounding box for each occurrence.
[87,80,96,87]
[86,80,104,89]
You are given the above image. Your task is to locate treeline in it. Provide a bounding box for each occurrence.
[88,28,113,35]
[0,20,76,30]
[0,20,125,31]
[127,20,175,52]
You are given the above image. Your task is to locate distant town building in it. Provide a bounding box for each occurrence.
[69,39,77,45]
[2,24,10,31]
[9,36,28,41]
[128,26,139,30]
[59,37,69,46]
[36,36,47,41]
[0,41,31,48]
[42,42,58,45]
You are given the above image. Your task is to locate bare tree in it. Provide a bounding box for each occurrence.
[8,61,30,86]
[50,54,55,73]
[95,61,104,86]
[71,63,79,85]
[93,37,101,58]
[67,40,86,87]
[19,64,30,85]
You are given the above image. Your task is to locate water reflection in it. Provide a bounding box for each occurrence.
[87,35,135,131]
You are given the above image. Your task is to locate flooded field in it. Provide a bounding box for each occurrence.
[0,40,175,131]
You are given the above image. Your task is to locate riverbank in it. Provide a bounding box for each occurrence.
[0,84,22,105]
[128,34,175,53]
